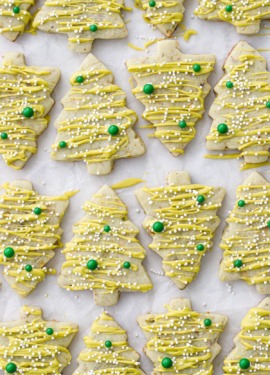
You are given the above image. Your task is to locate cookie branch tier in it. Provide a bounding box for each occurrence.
[195,0,270,34]
[0,305,78,375]
[223,298,270,374]
[136,171,225,289]
[205,41,270,170]
[73,312,145,375]
[135,0,185,37]
[0,52,60,169]
[138,298,227,374]
[51,54,145,175]
[126,40,215,156]
[219,171,270,294]
[0,180,75,297]
[32,0,128,53]
[58,184,152,306]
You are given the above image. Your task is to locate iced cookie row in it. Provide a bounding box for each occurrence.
[1,40,270,173]
[0,298,269,374]
[0,170,269,303]
[1,0,269,50]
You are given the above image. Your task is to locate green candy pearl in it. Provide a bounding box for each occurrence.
[161,357,173,369]
[33,207,42,215]
[90,24,98,32]
[204,318,212,327]
[225,4,233,12]
[152,221,164,232]
[267,220,270,228]
[193,64,201,73]
[149,0,156,6]
[4,247,15,258]
[239,358,250,370]
[238,200,245,208]
[104,225,111,232]
[179,120,187,129]
[217,123,228,134]
[143,83,154,95]
[46,327,54,335]
[13,6,20,13]
[108,125,119,136]
[6,363,17,373]
[266,101,270,108]
[226,81,233,89]
[197,195,205,204]
[1,132,8,140]
[123,261,131,269]
[196,244,204,251]
[87,259,98,270]
[22,107,34,118]
[75,75,84,84]
[234,259,243,268]
[59,141,67,149]
[105,340,112,348]
[25,264,33,272]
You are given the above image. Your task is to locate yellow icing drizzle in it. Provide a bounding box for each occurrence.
[0,0,34,34]
[223,306,270,374]
[220,183,270,287]
[111,178,145,189]
[0,306,78,375]
[135,0,183,26]
[128,59,215,155]
[0,61,56,169]
[0,182,75,296]
[141,184,223,286]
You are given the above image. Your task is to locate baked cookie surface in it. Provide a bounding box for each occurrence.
[223,298,270,374]
[126,40,215,156]
[206,41,270,169]
[0,52,60,169]
[0,305,78,375]
[33,0,128,53]
[51,54,145,175]
[73,312,145,375]
[138,298,227,374]
[0,180,74,297]
[58,184,152,306]
[136,171,225,289]
[195,0,270,34]
[219,171,270,294]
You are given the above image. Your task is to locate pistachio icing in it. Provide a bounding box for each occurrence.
[0,305,78,375]
[0,181,74,297]
[126,40,215,156]
[0,53,59,169]
[219,172,270,293]
[195,0,270,34]
[223,299,270,374]
[74,312,145,375]
[205,41,270,170]
[58,184,152,306]
[51,54,145,175]
[136,172,225,289]
[138,298,227,374]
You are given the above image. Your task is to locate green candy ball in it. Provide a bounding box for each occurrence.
[239,358,250,370]
[217,123,228,134]
[59,141,67,149]
[108,125,119,136]
[6,363,17,373]
[152,221,164,232]
[22,107,34,118]
[161,357,173,369]
[225,4,233,12]
[123,261,131,269]
[193,64,201,73]
[238,200,245,208]
[143,83,154,95]
[87,259,98,270]
[46,327,54,335]
[1,132,8,140]
[234,259,243,268]
[196,244,205,251]
[13,6,20,13]
[33,207,42,215]
[204,318,212,327]
[197,195,205,204]
[90,24,98,32]
[4,247,15,258]
[75,75,84,84]
[105,340,112,348]
[179,120,187,129]
[25,264,33,272]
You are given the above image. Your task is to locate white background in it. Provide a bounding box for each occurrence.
[0,0,269,374]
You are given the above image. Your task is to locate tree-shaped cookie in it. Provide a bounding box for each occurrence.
[195,1,270,34]
[219,171,270,294]
[51,54,145,175]
[126,40,215,156]
[205,41,270,169]
[138,298,227,374]
[0,180,74,297]
[135,0,185,37]
[0,305,78,374]
[0,0,34,41]
[33,0,128,53]
[73,312,145,375]
[223,298,270,374]
[136,171,225,289]
[58,184,152,306]
[0,52,60,170]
